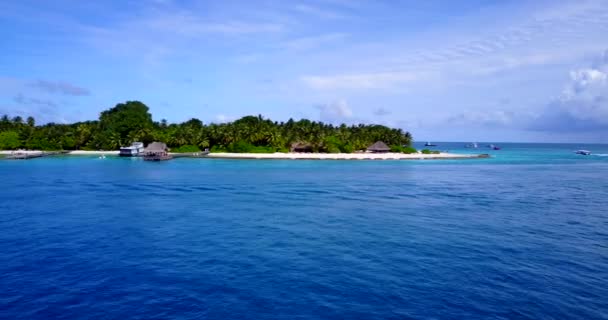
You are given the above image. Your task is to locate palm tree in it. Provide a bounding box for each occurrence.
[26,116,35,127]
[197,136,210,149]
[107,132,122,150]
[75,124,92,148]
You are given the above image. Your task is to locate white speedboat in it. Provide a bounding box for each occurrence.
[465,142,478,148]
[119,142,145,157]
[575,150,591,155]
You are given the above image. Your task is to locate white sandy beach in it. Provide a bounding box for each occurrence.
[206,152,486,160]
[0,150,119,155]
[1,150,487,160]
[68,150,120,155]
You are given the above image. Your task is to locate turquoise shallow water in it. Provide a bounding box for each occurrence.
[1,143,607,319]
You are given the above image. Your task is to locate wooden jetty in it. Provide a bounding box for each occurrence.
[4,151,68,160]
[171,151,210,159]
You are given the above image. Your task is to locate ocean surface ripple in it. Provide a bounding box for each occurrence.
[1,143,608,319]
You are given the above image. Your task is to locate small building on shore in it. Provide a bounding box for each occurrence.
[144,142,172,161]
[291,142,313,153]
[367,141,391,153]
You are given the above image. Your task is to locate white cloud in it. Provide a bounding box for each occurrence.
[214,114,234,123]
[530,50,608,131]
[316,99,353,122]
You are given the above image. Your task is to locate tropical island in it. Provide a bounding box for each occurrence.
[0,101,486,160]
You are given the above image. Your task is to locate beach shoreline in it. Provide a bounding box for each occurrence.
[0,150,489,160]
[205,152,488,160]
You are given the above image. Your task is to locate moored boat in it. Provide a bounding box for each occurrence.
[424,142,437,147]
[575,150,591,155]
[119,142,145,157]
[465,142,478,148]
[488,144,501,150]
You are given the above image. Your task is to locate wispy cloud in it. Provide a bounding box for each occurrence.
[293,4,348,19]
[30,80,90,96]
[282,33,347,51]
[373,107,391,116]
[302,71,431,90]
[80,9,286,64]
[14,93,57,108]
[307,0,608,85]
[447,110,519,127]
[143,13,285,36]
[5,94,71,124]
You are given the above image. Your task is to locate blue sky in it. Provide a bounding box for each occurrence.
[1,0,607,142]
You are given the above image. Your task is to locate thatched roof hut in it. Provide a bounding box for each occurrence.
[290,142,313,153]
[144,142,171,161]
[367,141,390,153]
[145,142,168,153]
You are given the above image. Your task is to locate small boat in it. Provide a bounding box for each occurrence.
[465,142,478,148]
[119,142,145,157]
[424,142,437,147]
[488,144,501,150]
[575,150,591,155]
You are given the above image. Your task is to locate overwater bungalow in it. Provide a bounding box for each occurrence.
[367,141,391,153]
[119,142,145,157]
[143,142,172,161]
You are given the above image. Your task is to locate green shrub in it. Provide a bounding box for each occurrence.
[340,144,354,153]
[225,141,275,153]
[390,145,402,152]
[421,149,440,154]
[249,145,275,153]
[323,136,342,153]
[210,145,226,152]
[171,145,201,153]
[390,145,418,154]
[226,141,254,153]
[326,145,341,153]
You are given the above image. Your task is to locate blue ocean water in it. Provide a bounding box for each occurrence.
[1,143,607,319]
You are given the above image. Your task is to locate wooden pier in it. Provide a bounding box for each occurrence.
[171,151,210,159]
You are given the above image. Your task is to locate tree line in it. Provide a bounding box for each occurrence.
[0,101,413,153]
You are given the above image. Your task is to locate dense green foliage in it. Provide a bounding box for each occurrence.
[0,131,20,150]
[390,145,418,154]
[170,145,201,153]
[0,101,413,152]
[421,149,440,154]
